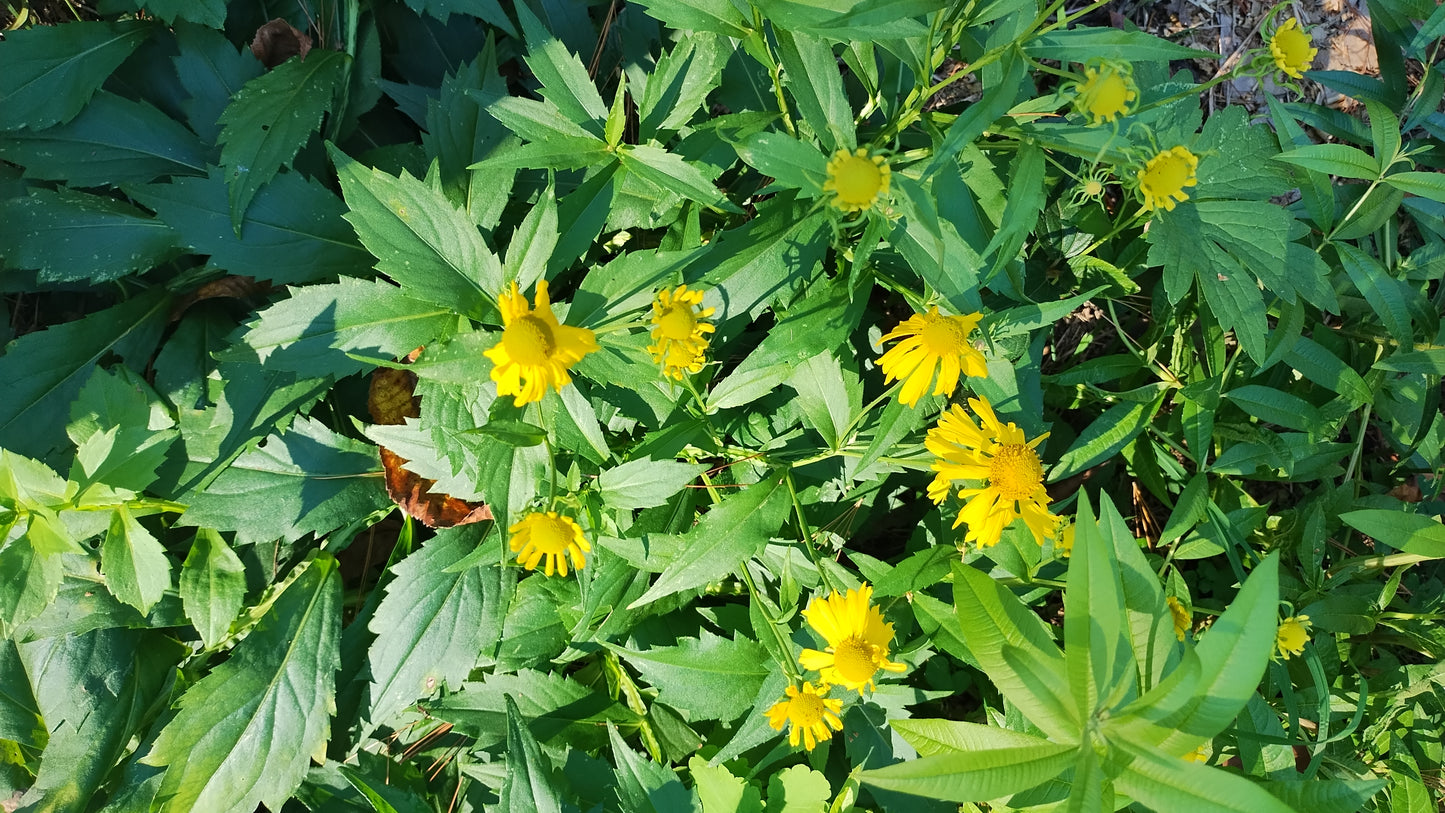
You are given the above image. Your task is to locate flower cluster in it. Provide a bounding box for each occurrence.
[767,583,905,750]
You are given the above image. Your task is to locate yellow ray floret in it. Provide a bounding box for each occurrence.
[484,280,598,406]
[1166,596,1191,642]
[877,307,987,408]
[648,284,716,379]
[766,681,844,751]
[509,511,592,577]
[798,583,906,694]
[926,396,1059,550]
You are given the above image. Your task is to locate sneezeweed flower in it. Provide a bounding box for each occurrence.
[1275,614,1312,659]
[1184,744,1210,763]
[1054,519,1076,557]
[485,280,598,406]
[1268,18,1317,79]
[1136,146,1198,212]
[648,284,715,379]
[799,583,907,694]
[766,681,844,751]
[509,511,591,577]
[1071,60,1138,125]
[1166,596,1191,641]
[824,148,891,213]
[877,307,987,408]
[926,397,1058,550]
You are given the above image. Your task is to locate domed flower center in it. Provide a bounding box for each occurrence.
[529,515,574,554]
[1139,149,1197,207]
[1272,20,1315,75]
[1082,179,1105,198]
[830,153,885,208]
[503,315,556,366]
[832,636,880,684]
[919,313,971,356]
[655,305,697,341]
[1277,619,1308,651]
[788,692,825,726]
[1091,73,1130,117]
[989,443,1044,501]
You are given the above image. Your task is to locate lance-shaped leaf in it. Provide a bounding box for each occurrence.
[514,2,607,134]
[629,475,789,608]
[218,49,349,231]
[144,555,342,813]
[620,144,741,213]
[172,22,263,143]
[179,528,248,649]
[0,187,178,284]
[1111,740,1294,813]
[101,505,173,615]
[0,20,153,131]
[331,145,501,314]
[860,738,1076,802]
[501,694,564,813]
[597,458,707,511]
[609,631,770,721]
[1063,494,1132,721]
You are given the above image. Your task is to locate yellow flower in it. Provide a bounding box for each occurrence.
[766,681,844,751]
[484,280,598,406]
[1054,519,1076,557]
[1166,596,1191,641]
[798,583,906,694]
[509,511,592,577]
[1269,18,1317,79]
[877,307,987,408]
[1275,614,1311,660]
[648,284,715,379]
[1184,744,1210,763]
[926,397,1058,549]
[1136,146,1198,212]
[1072,60,1138,125]
[824,148,890,213]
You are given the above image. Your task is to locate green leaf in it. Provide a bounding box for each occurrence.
[766,765,830,813]
[691,756,764,813]
[787,353,859,450]
[422,42,515,230]
[1384,170,1445,203]
[1337,243,1413,341]
[597,459,708,511]
[338,764,433,813]
[1339,509,1445,557]
[629,476,789,608]
[640,33,729,137]
[135,0,226,26]
[982,141,1046,275]
[628,0,751,38]
[621,144,741,213]
[0,535,64,638]
[0,639,46,751]
[515,2,607,134]
[0,91,208,186]
[133,168,371,286]
[1112,741,1295,813]
[0,20,153,130]
[859,739,1076,802]
[774,30,853,152]
[0,187,177,284]
[503,177,559,292]
[429,669,639,750]
[1023,27,1215,61]
[1274,143,1381,180]
[331,145,502,314]
[924,53,1025,178]
[610,631,770,721]
[101,505,172,615]
[1260,779,1387,813]
[1374,348,1445,374]
[1285,337,1373,404]
[1050,397,1162,481]
[499,692,562,813]
[218,50,350,231]
[0,290,172,459]
[179,528,248,649]
[1064,495,1131,720]
[227,276,454,380]
[66,365,177,496]
[178,416,391,545]
[732,131,829,194]
[144,555,342,813]
[891,718,1058,757]
[171,22,262,143]
[1223,384,1323,433]
[361,525,495,734]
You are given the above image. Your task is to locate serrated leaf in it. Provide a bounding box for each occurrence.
[362,526,494,733]
[774,30,852,152]
[611,631,770,721]
[66,365,177,496]
[629,476,789,608]
[766,765,829,813]
[0,20,153,131]
[629,0,751,37]
[133,168,371,285]
[692,756,764,813]
[1050,397,1161,481]
[144,556,342,813]
[172,22,264,143]
[0,91,208,186]
[179,528,248,649]
[597,459,707,511]
[331,145,501,314]
[137,0,226,26]
[430,669,639,750]
[621,144,740,213]
[641,33,728,137]
[515,2,607,134]
[178,416,391,545]
[0,187,178,284]
[226,276,454,380]
[101,505,172,615]
[0,290,171,460]
[218,50,349,231]
[0,535,64,632]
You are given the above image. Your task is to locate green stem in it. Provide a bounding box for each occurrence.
[536,400,558,508]
[737,565,803,681]
[785,470,838,592]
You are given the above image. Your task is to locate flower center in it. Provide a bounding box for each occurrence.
[831,155,884,207]
[789,692,825,726]
[655,305,697,341]
[502,315,556,366]
[529,515,574,554]
[1088,72,1132,119]
[919,313,970,356]
[1273,24,1314,71]
[832,636,879,684]
[988,443,1044,501]
[1278,620,1307,650]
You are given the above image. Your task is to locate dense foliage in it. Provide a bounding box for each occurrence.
[1,0,1443,811]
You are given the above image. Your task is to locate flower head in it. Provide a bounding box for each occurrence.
[1275,614,1311,660]
[1166,596,1191,641]
[1184,744,1210,763]
[798,583,906,694]
[484,280,598,406]
[1054,519,1076,557]
[648,284,715,379]
[509,511,592,577]
[1136,146,1198,212]
[1269,18,1317,79]
[877,307,987,408]
[926,397,1058,549]
[766,681,844,750]
[1071,60,1138,125]
[824,148,891,213]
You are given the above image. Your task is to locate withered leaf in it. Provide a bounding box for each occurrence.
[250,18,312,69]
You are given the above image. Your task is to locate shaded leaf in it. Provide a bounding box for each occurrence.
[0,20,153,131]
